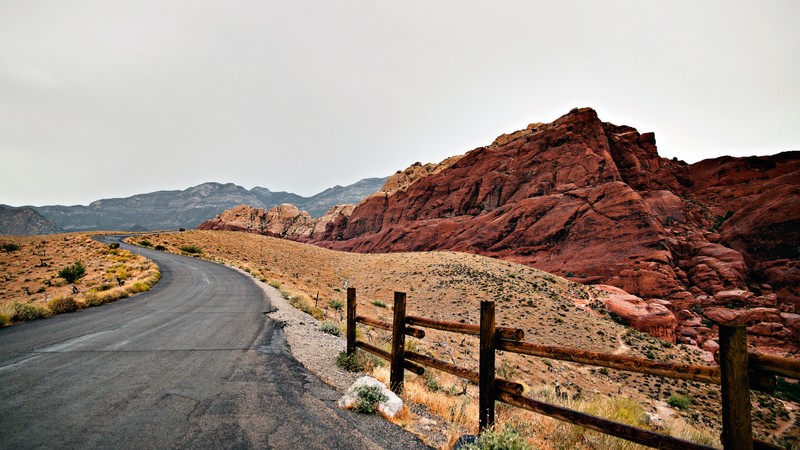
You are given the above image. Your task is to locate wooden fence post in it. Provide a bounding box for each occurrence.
[390,292,407,394]
[719,325,753,450]
[479,300,496,432]
[346,287,356,355]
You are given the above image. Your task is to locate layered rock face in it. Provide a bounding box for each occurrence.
[200,108,799,354]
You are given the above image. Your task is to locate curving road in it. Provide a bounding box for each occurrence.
[0,237,428,450]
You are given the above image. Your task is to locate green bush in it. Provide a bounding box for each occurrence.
[1,243,20,252]
[108,243,120,249]
[47,296,80,314]
[138,240,153,248]
[58,261,86,284]
[337,351,364,372]
[320,320,342,336]
[0,313,9,326]
[668,393,692,410]
[179,245,202,254]
[155,245,167,251]
[353,385,388,414]
[372,300,386,308]
[462,422,532,450]
[12,302,50,321]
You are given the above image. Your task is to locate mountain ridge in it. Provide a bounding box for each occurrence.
[3,178,386,233]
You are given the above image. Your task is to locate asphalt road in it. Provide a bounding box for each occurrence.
[0,237,429,450]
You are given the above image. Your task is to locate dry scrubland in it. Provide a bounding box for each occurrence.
[0,233,160,324]
[133,230,800,449]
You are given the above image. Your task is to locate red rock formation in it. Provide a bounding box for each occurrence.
[199,108,800,354]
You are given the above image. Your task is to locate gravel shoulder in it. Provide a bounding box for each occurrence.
[245,270,450,448]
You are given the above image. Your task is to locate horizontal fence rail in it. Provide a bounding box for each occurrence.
[344,288,796,450]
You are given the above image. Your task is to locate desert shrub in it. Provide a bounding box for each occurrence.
[320,320,342,336]
[668,393,692,410]
[269,280,282,288]
[58,261,86,284]
[83,293,105,307]
[462,421,532,450]
[138,240,153,248]
[776,377,800,403]
[0,313,9,326]
[90,283,114,292]
[155,245,166,251]
[337,351,364,372]
[12,302,50,321]
[353,385,388,414]
[47,296,80,314]
[2,243,20,252]
[289,294,324,319]
[108,242,120,249]
[372,300,386,308]
[126,282,150,294]
[327,299,344,310]
[179,245,202,254]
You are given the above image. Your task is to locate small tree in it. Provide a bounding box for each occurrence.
[58,261,86,284]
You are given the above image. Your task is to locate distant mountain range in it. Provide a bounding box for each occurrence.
[0,177,387,234]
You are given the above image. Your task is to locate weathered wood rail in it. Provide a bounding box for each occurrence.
[345,288,799,450]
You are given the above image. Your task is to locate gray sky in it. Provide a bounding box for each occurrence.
[1,1,798,207]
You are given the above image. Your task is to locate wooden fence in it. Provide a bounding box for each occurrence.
[345,288,800,450]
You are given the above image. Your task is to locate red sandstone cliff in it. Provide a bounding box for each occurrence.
[200,108,799,354]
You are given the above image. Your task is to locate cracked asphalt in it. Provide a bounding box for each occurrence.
[0,237,429,450]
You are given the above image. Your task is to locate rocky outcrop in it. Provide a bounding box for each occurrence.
[199,108,799,354]
[199,203,355,242]
[598,286,677,342]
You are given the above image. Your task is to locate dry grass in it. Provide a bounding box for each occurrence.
[130,230,797,448]
[0,233,160,323]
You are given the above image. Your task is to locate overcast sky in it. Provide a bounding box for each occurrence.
[1,1,798,206]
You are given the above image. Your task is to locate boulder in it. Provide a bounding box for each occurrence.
[337,376,404,419]
[599,286,677,342]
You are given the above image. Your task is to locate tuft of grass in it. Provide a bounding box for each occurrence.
[179,244,202,254]
[372,300,386,308]
[58,261,86,284]
[327,299,344,310]
[289,293,324,319]
[353,385,388,414]
[320,320,342,336]
[125,282,150,294]
[0,313,9,326]
[11,301,50,322]
[47,296,81,314]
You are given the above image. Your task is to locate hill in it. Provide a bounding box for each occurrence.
[0,205,63,235]
[199,108,800,356]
